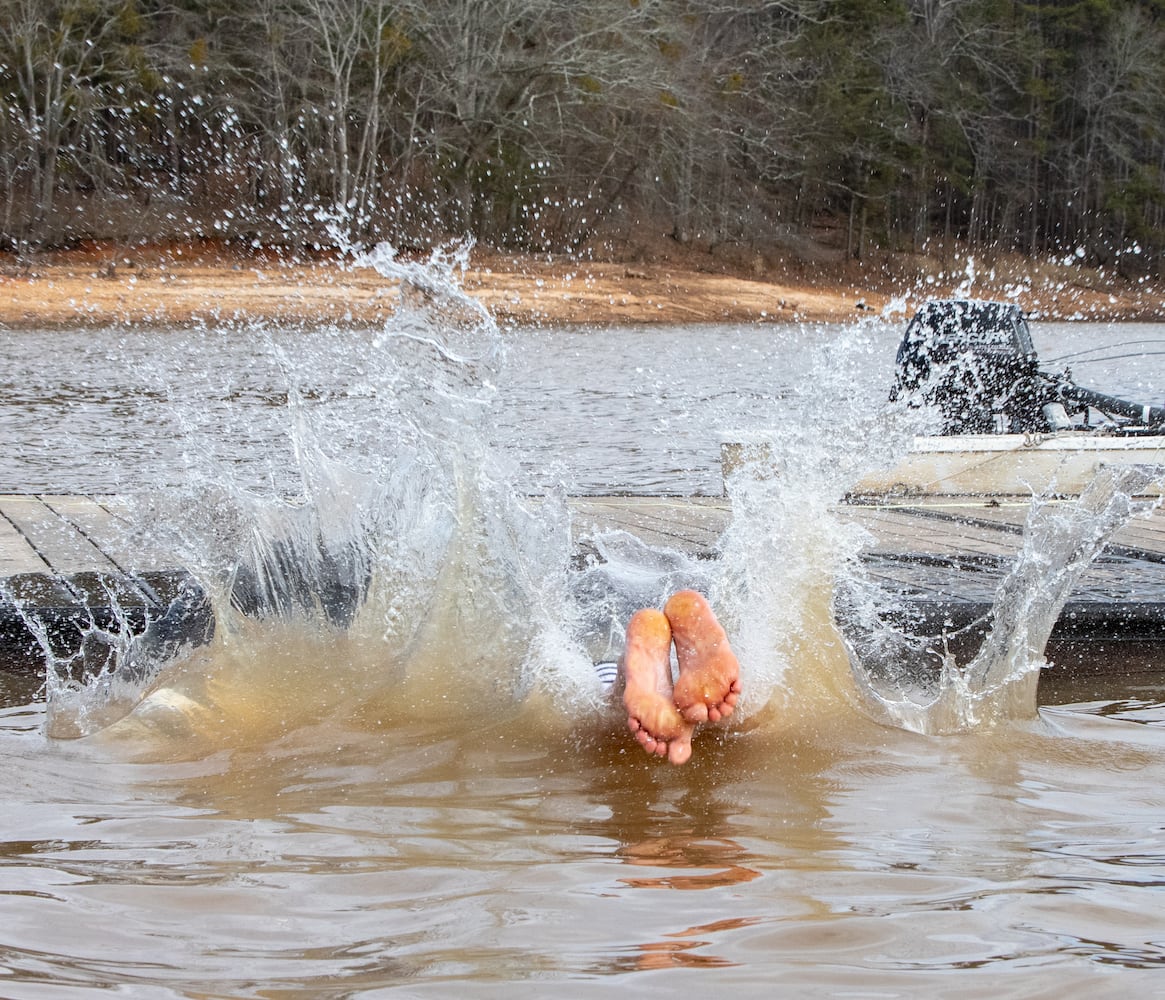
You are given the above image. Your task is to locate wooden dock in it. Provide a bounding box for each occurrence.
[3,493,1165,675]
[0,495,211,672]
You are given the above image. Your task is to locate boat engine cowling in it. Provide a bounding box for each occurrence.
[891,299,1050,434]
[892,299,1165,435]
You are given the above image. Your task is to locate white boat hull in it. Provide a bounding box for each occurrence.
[721,434,1165,497]
[852,433,1165,496]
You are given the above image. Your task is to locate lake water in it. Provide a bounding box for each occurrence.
[3,290,1165,996]
[3,317,1163,496]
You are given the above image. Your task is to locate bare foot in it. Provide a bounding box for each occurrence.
[665,590,741,725]
[621,609,694,765]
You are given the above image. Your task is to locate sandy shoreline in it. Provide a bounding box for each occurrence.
[1,242,1162,329]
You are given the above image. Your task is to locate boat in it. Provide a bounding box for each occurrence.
[726,298,1165,497]
[863,298,1165,496]
[850,430,1165,497]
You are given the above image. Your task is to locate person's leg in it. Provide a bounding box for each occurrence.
[621,608,694,765]
[666,590,741,724]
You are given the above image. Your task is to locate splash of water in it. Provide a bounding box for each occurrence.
[43,243,605,743]
[839,465,1164,734]
[708,319,920,723]
[53,267,900,750]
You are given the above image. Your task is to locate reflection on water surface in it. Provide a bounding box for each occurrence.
[4,678,1165,994]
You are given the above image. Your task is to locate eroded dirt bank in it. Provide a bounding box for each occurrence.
[1,240,1161,329]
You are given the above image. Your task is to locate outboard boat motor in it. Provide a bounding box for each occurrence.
[891,299,1046,433]
[891,299,1165,435]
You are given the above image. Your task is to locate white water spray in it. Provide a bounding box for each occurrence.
[43,244,607,742]
[840,465,1164,734]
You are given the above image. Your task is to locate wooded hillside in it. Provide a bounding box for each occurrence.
[2,0,1163,271]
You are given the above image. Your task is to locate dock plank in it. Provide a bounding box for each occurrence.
[0,496,124,577]
[837,507,1021,559]
[846,496,1165,561]
[902,500,1165,564]
[0,491,1159,585]
[39,495,180,574]
[1094,512,1165,560]
[0,496,213,674]
[569,497,728,555]
[0,513,50,577]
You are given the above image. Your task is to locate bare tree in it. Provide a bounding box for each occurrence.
[0,0,141,246]
[1071,5,1165,255]
[292,0,401,236]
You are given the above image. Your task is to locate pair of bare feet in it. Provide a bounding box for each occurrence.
[621,590,742,765]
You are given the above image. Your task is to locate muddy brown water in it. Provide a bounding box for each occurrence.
[4,657,1165,996]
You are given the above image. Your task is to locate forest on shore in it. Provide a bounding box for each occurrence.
[3,0,1164,274]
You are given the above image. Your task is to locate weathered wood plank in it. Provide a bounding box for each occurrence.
[900,501,1165,564]
[838,507,1022,559]
[569,497,729,555]
[0,492,1159,583]
[1103,514,1165,559]
[0,496,123,577]
[2,492,1165,679]
[38,495,134,568]
[847,496,1165,560]
[0,512,50,577]
[0,497,214,675]
[39,495,180,573]
[842,519,979,558]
